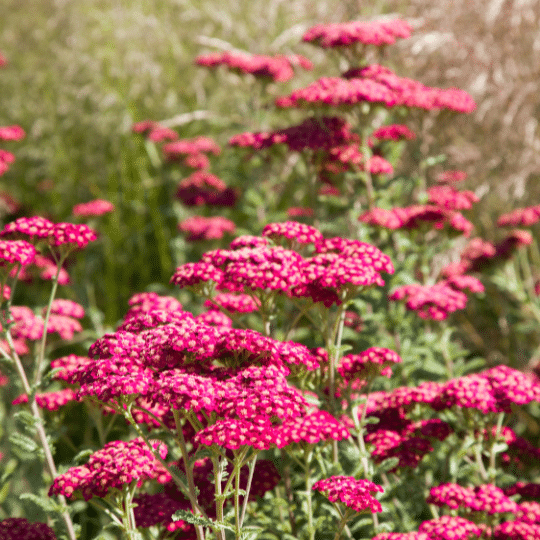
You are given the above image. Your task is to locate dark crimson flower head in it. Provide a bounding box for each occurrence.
[0,518,57,540]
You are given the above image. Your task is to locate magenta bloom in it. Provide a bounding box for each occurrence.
[49,438,168,500]
[13,388,79,411]
[0,125,25,141]
[175,171,237,207]
[276,410,350,446]
[418,516,482,540]
[262,221,323,245]
[48,222,98,249]
[303,19,412,48]
[195,51,312,82]
[72,199,115,217]
[427,185,479,211]
[338,347,402,380]
[372,124,416,141]
[312,476,383,513]
[498,204,540,227]
[0,518,57,540]
[45,299,85,319]
[0,239,36,268]
[178,216,235,241]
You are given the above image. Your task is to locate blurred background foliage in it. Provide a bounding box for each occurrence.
[0,0,539,358]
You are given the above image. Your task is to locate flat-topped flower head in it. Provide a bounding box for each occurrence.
[276,65,475,113]
[47,222,98,249]
[51,354,92,381]
[0,518,57,540]
[0,216,54,241]
[338,347,402,380]
[497,204,540,227]
[72,199,115,217]
[175,171,237,207]
[302,19,412,48]
[0,239,36,268]
[262,221,323,245]
[13,388,79,411]
[178,215,235,241]
[372,124,416,141]
[493,521,540,540]
[437,170,467,184]
[373,534,429,540]
[0,125,26,141]
[313,476,383,513]
[419,516,482,540]
[162,135,221,161]
[45,299,85,319]
[48,438,167,500]
[427,185,479,211]
[195,51,312,82]
[229,235,269,249]
[277,409,350,446]
[170,261,223,289]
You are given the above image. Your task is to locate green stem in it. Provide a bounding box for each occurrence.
[304,447,315,540]
[212,452,227,540]
[239,452,257,527]
[332,507,355,540]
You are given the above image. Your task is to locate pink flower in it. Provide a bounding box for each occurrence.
[204,293,260,313]
[0,125,25,141]
[178,216,235,241]
[0,518,57,540]
[338,347,401,380]
[497,205,540,227]
[0,239,36,268]
[72,199,115,217]
[436,170,467,183]
[262,221,323,245]
[302,19,412,48]
[276,410,350,446]
[45,299,85,319]
[47,222,98,249]
[13,388,79,411]
[427,185,479,211]
[175,171,237,207]
[48,438,168,500]
[418,516,482,540]
[312,476,383,513]
[493,521,540,540]
[195,52,312,82]
[372,124,416,141]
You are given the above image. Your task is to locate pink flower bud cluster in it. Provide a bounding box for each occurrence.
[132,492,192,531]
[229,116,357,152]
[0,239,36,267]
[14,254,71,285]
[45,299,85,319]
[312,476,383,513]
[497,205,540,227]
[493,520,540,540]
[132,121,178,142]
[427,185,479,211]
[204,292,260,313]
[302,18,411,48]
[178,215,236,241]
[13,388,79,411]
[162,135,220,170]
[516,502,540,524]
[359,205,473,237]
[0,518,57,540]
[262,221,323,245]
[0,125,25,141]
[195,51,313,82]
[175,171,238,207]
[127,292,183,316]
[0,150,15,176]
[276,64,476,113]
[195,309,232,328]
[338,347,402,380]
[389,283,468,320]
[437,170,467,184]
[418,516,482,540]
[1,217,98,249]
[49,438,167,500]
[72,199,115,217]
[51,354,92,381]
[371,124,416,141]
[427,483,517,514]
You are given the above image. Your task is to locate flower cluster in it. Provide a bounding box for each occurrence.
[427,185,479,211]
[276,64,476,113]
[497,204,540,227]
[302,19,412,48]
[389,283,469,320]
[178,216,236,241]
[229,116,357,152]
[204,292,260,313]
[371,124,416,141]
[48,438,168,500]
[132,121,178,142]
[0,518,57,540]
[162,135,220,170]
[72,199,115,217]
[0,125,25,141]
[338,347,402,380]
[45,299,85,319]
[195,51,312,82]
[13,388,79,411]
[312,476,383,513]
[359,205,473,237]
[175,171,237,207]
[427,483,517,514]
[0,239,36,268]
[418,516,482,540]
[0,149,15,177]
[262,221,323,245]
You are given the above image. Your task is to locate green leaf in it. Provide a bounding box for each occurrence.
[72,448,93,465]
[0,458,18,484]
[13,410,41,429]
[20,492,64,513]
[9,432,38,453]
[240,526,264,540]
[376,457,400,474]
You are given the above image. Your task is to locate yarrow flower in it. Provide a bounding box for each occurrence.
[195,51,313,82]
[0,518,57,540]
[262,221,323,245]
[302,19,412,48]
[204,292,260,313]
[497,204,540,227]
[493,520,540,540]
[427,185,479,211]
[178,216,236,241]
[276,64,476,113]
[47,222,98,249]
[0,125,26,141]
[0,239,36,268]
[371,124,416,141]
[418,516,482,540]
[175,171,237,207]
[338,347,402,380]
[162,135,220,169]
[72,199,115,217]
[45,299,85,319]
[13,388,79,411]
[437,170,467,184]
[312,476,383,513]
[48,438,167,500]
